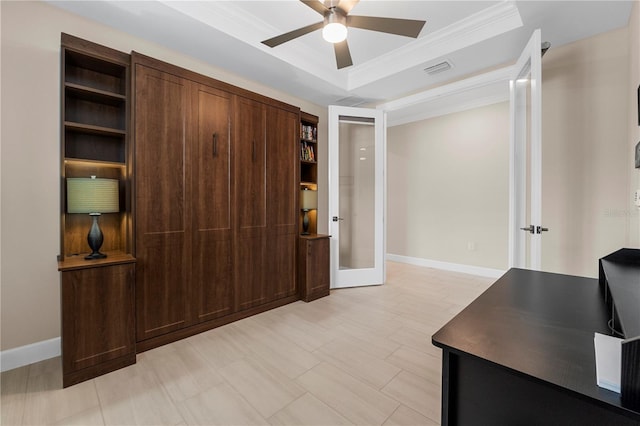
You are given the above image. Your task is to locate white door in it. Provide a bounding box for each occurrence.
[509,29,546,270]
[328,106,385,288]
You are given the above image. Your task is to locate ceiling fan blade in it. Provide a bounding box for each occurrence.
[347,15,425,38]
[334,40,353,69]
[336,0,359,14]
[262,21,324,47]
[300,0,329,15]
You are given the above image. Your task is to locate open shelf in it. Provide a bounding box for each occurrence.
[64,158,126,168]
[65,82,126,104]
[299,112,319,234]
[65,121,126,136]
[61,34,131,259]
[65,49,127,95]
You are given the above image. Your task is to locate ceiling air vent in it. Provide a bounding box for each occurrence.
[424,60,452,76]
[334,96,370,107]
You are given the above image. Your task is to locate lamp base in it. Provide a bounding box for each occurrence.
[302,209,311,235]
[85,213,107,260]
[85,252,107,260]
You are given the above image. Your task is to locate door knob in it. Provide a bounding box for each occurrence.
[520,225,549,234]
[520,225,535,234]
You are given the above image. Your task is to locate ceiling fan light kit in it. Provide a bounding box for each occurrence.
[323,9,348,43]
[262,0,426,69]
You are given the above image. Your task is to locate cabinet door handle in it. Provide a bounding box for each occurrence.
[212,132,218,157]
[252,139,256,162]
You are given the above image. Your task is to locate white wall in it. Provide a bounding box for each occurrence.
[0,0,327,352]
[387,102,510,271]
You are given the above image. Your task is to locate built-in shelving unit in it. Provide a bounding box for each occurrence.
[58,34,135,388]
[298,112,330,302]
[60,34,132,258]
[300,111,318,234]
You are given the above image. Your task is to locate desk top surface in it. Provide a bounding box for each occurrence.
[432,268,639,418]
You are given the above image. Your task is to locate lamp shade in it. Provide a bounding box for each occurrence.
[300,189,318,210]
[67,177,119,214]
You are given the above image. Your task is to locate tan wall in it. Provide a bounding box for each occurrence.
[541,27,629,277]
[629,1,640,247]
[387,26,633,278]
[387,102,511,271]
[0,1,327,351]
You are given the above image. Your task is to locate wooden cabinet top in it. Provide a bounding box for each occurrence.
[58,251,136,271]
[299,234,330,240]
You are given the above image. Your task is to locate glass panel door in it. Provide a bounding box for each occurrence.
[329,106,385,288]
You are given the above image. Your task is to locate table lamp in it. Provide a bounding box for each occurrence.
[300,188,318,235]
[67,176,119,259]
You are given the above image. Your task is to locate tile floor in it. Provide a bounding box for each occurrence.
[1,261,494,425]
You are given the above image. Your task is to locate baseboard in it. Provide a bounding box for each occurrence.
[386,253,506,279]
[1,337,61,372]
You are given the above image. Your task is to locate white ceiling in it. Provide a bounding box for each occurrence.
[49,0,634,124]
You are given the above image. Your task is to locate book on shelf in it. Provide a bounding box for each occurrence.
[300,141,315,162]
[301,124,317,141]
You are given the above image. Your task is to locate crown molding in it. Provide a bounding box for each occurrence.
[381,65,514,126]
[379,65,515,112]
[387,92,510,127]
[347,1,523,91]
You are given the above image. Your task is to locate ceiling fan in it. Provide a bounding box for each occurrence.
[261,0,426,69]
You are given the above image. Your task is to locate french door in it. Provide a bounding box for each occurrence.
[328,106,385,288]
[509,29,545,270]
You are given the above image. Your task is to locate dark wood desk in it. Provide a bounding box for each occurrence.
[432,268,640,425]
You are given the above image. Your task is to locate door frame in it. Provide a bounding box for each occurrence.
[508,29,543,270]
[328,105,386,289]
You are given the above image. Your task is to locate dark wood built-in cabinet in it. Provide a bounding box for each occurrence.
[58,34,135,387]
[234,98,299,310]
[58,35,329,386]
[300,112,318,234]
[133,53,299,351]
[134,63,192,342]
[298,235,330,302]
[297,113,330,302]
[193,84,234,323]
[60,256,135,388]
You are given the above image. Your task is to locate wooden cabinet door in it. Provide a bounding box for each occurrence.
[134,65,191,341]
[234,96,267,231]
[191,84,234,322]
[266,106,298,300]
[61,263,135,375]
[234,96,267,310]
[303,237,330,301]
